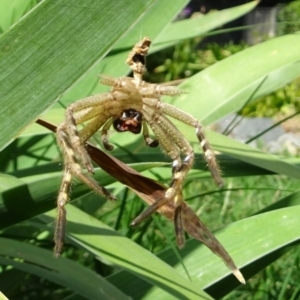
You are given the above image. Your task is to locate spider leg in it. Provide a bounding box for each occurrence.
[132,110,193,247]
[55,123,116,256]
[127,40,189,245]
[57,122,116,200]
[143,98,224,188]
[57,125,116,194]
[131,111,181,224]
[101,118,115,151]
[151,114,195,247]
[55,164,71,257]
[142,120,159,147]
[174,204,184,247]
[63,92,119,173]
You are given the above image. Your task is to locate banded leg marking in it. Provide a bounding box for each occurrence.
[196,125,223,188]
[144,98,223,188]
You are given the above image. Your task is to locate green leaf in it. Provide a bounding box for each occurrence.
[0,0,159,149]
[0,291,8,300]
[171,34,300,125]
[0,0,36,32]
[207,131,300,179]
[153,1,259,49]
[106,205,300,299]
[39,205,214,300]
[255,190,300,215]
[0,238,129,300]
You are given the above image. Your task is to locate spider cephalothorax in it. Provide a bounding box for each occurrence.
[55,37,223,256]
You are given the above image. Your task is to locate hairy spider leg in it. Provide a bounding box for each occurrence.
[55,165,70,256]
[55,125,116,256]
[55,71,151,255]
[141,120,159,147]
[130,82,222,246]
[131,106,194,247]
[62,83,142,169]
[64,93,116,172]
[101,118,115,151]
[57,89,141,255]
[57,124,116,199]
[142,98,224,188]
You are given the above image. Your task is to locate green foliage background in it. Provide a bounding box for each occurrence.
[0,1,300,299]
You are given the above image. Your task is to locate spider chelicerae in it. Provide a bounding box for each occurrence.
[55,37,223,257]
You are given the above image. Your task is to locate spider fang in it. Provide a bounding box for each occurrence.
[113,109,143,134]
[55,37,223,256]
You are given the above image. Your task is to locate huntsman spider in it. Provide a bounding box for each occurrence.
[55,37,223,256]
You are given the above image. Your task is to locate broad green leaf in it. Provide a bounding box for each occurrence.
[0,133,59,172]
[0,173,24,191]
[19,108,64,136]
[0,0,158,150]
[120,153,300,179]
[207,131,300,179]
[0,0,37,32]
[39,205,213,300]
[153,1,259,50]
[106,205,300,299]
[171,34,300,125]
[0,292,8,300]
[107,121,300,181]
[0,238,129,300]
[255,190,300,215]
[1,1,299,298]
[1,151,297,234]
[121,128,300,180]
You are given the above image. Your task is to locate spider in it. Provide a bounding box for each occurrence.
[55,37,223,256]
